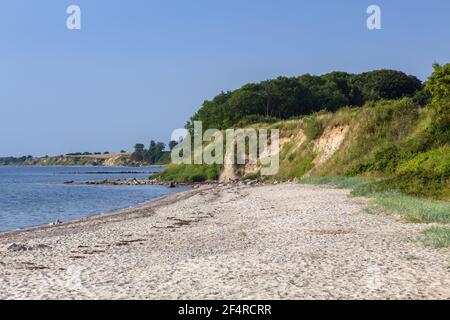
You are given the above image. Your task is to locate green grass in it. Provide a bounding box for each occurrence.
[300,176,372,189]
[419,227,450,248]
[300,176,450,224]
[152,163,222,182]
[301,116,324,141]
[276,150,316,180]
[361,191,450,223]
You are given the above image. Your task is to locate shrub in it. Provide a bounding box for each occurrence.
[419,227,450,248]
[154,163,222,183]
[236,115,279,127]
[287,152,316,179]
[302,116,324,140]
[425,63,450,143]
[393,147,450,198]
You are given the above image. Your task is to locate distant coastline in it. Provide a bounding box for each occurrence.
[0,153,165,167]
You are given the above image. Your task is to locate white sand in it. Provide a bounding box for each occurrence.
[0,183,449,300]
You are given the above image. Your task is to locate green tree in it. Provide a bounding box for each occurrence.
[353,70,422,101]
[187,69,423,131]
[425,63,450,143]
[145,140,166,164]
[134,144,145,153]
[131,143,145,162]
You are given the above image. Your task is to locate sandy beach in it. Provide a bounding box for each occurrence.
[0,183,449,300]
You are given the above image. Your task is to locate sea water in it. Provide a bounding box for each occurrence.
[0,166,186,232]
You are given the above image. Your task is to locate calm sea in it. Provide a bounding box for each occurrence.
[0,166,186,232]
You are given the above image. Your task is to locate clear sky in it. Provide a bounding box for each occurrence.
[1,0,449,156]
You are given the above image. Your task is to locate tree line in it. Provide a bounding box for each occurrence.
[66,151,118,156]
[187,69,428,130]
[0,156,33,165]
[131,140,178,164]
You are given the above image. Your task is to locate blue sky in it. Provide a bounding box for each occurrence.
[0,0,449,156]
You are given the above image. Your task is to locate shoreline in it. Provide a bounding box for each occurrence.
[0,184,204,239]
[0,165,175,235]
[0,182,448,299]
[0,179,257,237]
[0,164,166,168]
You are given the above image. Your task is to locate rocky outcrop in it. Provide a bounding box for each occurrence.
[72,178,185,188]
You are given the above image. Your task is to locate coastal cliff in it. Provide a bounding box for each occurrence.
[158,99,450,201]
[156,64,450,201]
[0,153,139,167]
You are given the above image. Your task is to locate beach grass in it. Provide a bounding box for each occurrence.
[300,176,372,189]
[300,176,450,224]
[419,227,450,248]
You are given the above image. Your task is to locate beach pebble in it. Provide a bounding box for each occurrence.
[6,243,29,252]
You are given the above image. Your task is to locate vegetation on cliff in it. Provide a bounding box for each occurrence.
[159,64,450,203]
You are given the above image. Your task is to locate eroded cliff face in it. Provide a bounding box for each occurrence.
[219,120,351,182]
[102,154,134,166]
[312,125,350,167]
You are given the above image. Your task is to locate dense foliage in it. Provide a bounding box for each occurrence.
[188,70,423,130]
[131,140,176,165]
[307,63,450,199]
[0,156,33,165]
[425,63,450,143]
[153,163,222,182]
